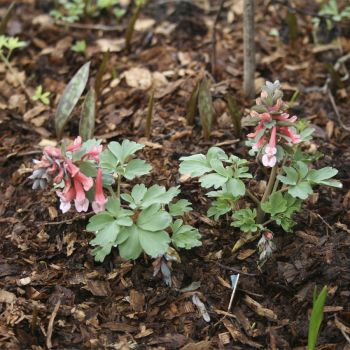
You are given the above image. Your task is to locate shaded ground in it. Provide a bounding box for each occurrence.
[0,0,350,349]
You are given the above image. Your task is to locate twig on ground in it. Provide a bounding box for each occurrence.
[327,88,350,132]
[46,300,61,349]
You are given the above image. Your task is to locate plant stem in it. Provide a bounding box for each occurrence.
[117,175,121,198]
[246,189,260,207]
[257,165,278,224]
[0,52,33,105]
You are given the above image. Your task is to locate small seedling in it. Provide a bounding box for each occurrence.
[71,40,86,54]
[32,85,51,105]
[308,286,328,350]
[179,81,341,260]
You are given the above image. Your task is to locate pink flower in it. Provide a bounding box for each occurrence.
[44,147,62,159]
[75,171,93,191]
[66,136,82,152]
[82,145,103,163]
[262,127,277,168]
[92,168,107,213]
[56,179,76,213]
[73,178,89,212]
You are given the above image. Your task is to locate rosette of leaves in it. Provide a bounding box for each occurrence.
[87,185,201,262]
[179,147,253,223]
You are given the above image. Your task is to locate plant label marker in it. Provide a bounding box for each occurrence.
[228,273,240,312]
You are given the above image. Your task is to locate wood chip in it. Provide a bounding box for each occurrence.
[243,295,277,321]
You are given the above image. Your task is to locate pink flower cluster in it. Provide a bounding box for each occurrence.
[30,137,107,214]
[248,82,301,168]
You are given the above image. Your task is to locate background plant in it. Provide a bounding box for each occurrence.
[179,81,341,261]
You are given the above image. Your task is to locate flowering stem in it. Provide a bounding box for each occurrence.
[257,165,278,224]
[246,189,260,207]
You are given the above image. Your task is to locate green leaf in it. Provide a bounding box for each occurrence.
[199,173,228,189]
[288,181,313,199]
[308,167,338,183]
[137,205,172,231]
[141,185,180,208]
[179,154,212,177]
[232,208,260,232]
[207,199,232,220]
[55,61,90,138]
[169,199,192,216]
[79,87,96,141]
[91,244,113,262]
[139,228,170,258]
[106,198,133,218]
[90,221,120,246]
[171,219,201,249]
[261,192,287,216]
[79,160,97,177]
[118,225,143,260]
[124,159,152,180]
[226,178,245,197]
[99,149,119,171]
[308,286,327,350]
[278,166,298,185]
[108,140,144,165]
[86,212,114,231]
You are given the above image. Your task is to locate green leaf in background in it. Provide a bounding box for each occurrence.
[169,199,192,216]
[308,286,327,350]
[79,87,96,141]
[198,76,213,139]
[55,61,90,138]
[171,219,201,249]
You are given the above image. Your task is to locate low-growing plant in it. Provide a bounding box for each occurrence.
[32,85,51,105]
[51,0,124,23]
[71,40,86,54]
[30,137,201,265]
[0,35,30,100]
[179,81,341,261]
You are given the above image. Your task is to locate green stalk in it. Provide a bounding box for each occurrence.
[117,175,121,198]
[257,165,278,224]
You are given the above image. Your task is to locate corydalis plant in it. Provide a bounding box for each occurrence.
[179,81,341,262]
[30,138,201,265]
